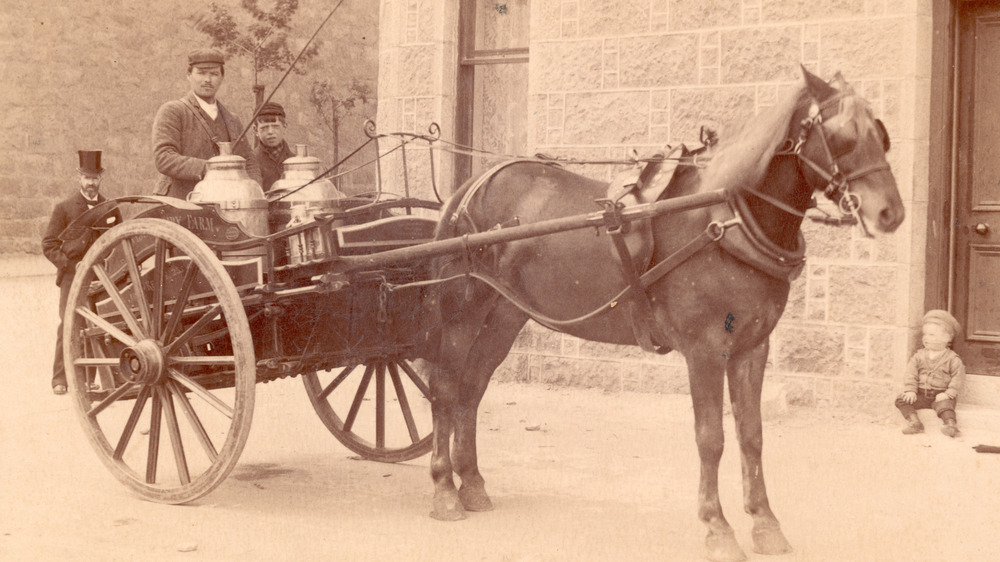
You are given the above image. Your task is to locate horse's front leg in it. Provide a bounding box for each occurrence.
[689,354,746,562]
[727,340,792,555]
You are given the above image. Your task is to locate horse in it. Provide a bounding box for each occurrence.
[421,67,903,562]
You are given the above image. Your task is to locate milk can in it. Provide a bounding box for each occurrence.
[269,144,345,265]
[188,142,268,258]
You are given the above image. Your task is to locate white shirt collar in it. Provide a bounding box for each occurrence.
[80,191,98,204]
[194,94,219,119]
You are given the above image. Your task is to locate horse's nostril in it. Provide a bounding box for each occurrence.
[879,206,904,231]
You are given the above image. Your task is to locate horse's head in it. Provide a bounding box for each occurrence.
[797,68,905,234]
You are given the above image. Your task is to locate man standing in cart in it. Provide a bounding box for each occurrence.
[42,150,120,395]
[151,47,262,199]
[253,101,295,191]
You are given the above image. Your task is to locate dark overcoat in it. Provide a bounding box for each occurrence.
[41,191,120,286]
[152,92,262,199]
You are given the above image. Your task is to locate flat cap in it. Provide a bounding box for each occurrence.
[188,47,225,67]
[256,101,285,119]
[922,309,961,340]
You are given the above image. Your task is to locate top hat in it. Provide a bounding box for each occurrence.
[187,47,225,67]
[78,150,103,175]
[256,101,285,120]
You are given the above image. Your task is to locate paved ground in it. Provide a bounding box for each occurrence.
[3,261,1000,561]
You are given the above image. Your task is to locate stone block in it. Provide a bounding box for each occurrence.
[494,352,531,383]
[720,26,801,84]
[532,40,603,92]
[578,0,649,37]
[618,34,699,88]
[801,220,852,260]
[774,323,846,374]
[820,19,907,79]
[670,0,741,31]
[621,362,690,394]
[784,276,806,320]
[536,356,622,392]
[669,86,755,143]
[563,91,649,145]
[828,265,898,324]
[868,326,903,380]
[760,382,789,421]
[769,374,816,406]
[396,45,437,97]
[761,0,866,22]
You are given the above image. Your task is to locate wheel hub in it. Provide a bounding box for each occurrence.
[120,339,166,385]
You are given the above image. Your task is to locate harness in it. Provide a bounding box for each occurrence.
[446,92,886,354]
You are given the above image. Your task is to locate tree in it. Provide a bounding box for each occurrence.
[188,0,320,107]
[310,78,373,187]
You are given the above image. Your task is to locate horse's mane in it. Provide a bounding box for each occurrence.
[700,82,812,195]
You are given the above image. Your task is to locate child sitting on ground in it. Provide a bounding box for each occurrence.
[895,310,965,437]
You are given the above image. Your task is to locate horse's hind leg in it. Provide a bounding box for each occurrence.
[429,294,526,520]
[727,341,792,555]
[689,353,747,562]
[451,299,526,512]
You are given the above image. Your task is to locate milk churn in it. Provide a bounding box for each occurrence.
[269,144,345,265]
[188,142,268,258]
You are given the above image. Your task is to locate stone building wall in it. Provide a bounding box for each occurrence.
[0,0,379,254]
[378,0,931,413]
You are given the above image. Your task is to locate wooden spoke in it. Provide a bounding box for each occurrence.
[166,380,218,462]
[168,368,234,419]
[75,305,136,347]
[164,304,222,357]
[376,362,386,450]
[398,359,431,396]
[318,364,357,401]
[86,381,137,418]
[92,262,146,340]
[73,357,120,367]
[169,356,236,367]
[121,238,151,337]
[343,363,375,433]
[113,386,151,461]
[146,389,163,484]
[388,362,421,444]
[151,239,167,340]
[161,260,198,345]
[158,386,191,486]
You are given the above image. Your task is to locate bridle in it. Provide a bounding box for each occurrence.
[746,91,892,237]
[786,93,891,235]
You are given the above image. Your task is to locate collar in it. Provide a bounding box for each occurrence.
[79,190,100,204]
[714,192,806,281]
[193,93,219,119]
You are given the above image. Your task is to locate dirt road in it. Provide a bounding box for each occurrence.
[2,272,1000,562]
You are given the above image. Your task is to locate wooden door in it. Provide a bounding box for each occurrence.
[954,1,1000,375]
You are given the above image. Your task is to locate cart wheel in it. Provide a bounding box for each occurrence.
[64,218,256,504]
[302,357,433,462]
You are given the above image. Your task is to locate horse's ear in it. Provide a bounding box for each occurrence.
[800,65,837,101]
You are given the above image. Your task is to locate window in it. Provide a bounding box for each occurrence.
[455,1,529,188]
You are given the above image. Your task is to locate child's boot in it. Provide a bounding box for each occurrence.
[941,418,959,438]
[902,414,924,434]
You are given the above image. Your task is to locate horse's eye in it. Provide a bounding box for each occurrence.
[875,119,891,152]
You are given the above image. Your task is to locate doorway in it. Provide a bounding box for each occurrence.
[951,0,1000,374]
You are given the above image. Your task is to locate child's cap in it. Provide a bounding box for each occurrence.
[923,309,961,340]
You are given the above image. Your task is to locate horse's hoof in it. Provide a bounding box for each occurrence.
[752,525,792,555]
[459,486,494,512]
[431,492,467,521]
[705,533,747,562]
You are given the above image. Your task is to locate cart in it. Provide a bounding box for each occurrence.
[62,123,725,504]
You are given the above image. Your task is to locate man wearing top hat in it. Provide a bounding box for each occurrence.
[41,151,121,395]
[152,47,262,199]
[253,101,296,191]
